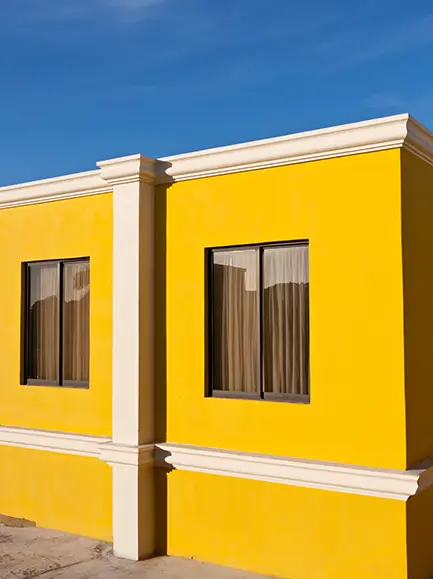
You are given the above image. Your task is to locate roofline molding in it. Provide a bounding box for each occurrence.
[0,169,110,209]
[1,114,432,208]
[156,113,433,182]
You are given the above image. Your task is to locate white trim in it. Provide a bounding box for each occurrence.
[404,115,433,166]
[2,114,433,206]
[111,459,155,560]
[0,425,109,458]
[0,170,111,209]
[1,427,433,501]
[0,427,152,467]
[155,443,433,501]
[107,177,155,447]
[98,153,156,185]
[99,442,154,467]
[101,158,156,561]
[110,179,141,446]
[156,113,433,182]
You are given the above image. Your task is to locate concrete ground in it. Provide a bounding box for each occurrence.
[0,526,275,579]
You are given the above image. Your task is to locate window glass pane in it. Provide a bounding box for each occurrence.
[63,260,90,382]
[263,246,309,395]
[212,249,259,393]
[27,264,59,381]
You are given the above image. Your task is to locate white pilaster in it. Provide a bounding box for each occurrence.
[99,154,156,560]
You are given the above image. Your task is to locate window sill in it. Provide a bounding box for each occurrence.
[208,391,310,404]
[24,380,89,389]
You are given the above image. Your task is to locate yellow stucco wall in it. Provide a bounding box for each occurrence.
[2,145,430,576]
[165,470,407,579]
[401,150,433,467]
[0,193,113,436]
[159,149,407,470]
[0,445,112,540]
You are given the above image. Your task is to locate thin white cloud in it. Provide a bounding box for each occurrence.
[349,13,433,64]
[105,0,169,22]
[312,12,433,71]
[8,0,171,24]
[108,0,167,8]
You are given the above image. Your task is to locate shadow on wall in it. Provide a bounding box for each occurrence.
[154,163,170,554]
[401,150,433,468]
[154,167,169,444]
[0,513,36,528]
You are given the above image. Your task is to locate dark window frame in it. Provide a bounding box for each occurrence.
[21,257,90,389]
[206,240,310,403]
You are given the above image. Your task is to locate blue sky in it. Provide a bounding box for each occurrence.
[1,0,433,185]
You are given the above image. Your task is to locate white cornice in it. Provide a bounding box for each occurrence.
[156,113,433,183]
[0,170,110,209]
[156,443,433,501]
[98,154,156,185]
[403,115,433,165]
[0,425,109,458]
[1,115,433,208]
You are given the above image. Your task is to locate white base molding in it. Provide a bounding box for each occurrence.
[1,426,433,501]
[0,425,109,458]
[156,442,433,501]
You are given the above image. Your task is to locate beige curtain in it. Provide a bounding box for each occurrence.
[63,260,90,382]
[28,265,59,381]
[213,250,258,392]
[263,246,309,395]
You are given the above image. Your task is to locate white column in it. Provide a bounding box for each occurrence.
[99,154,156,560]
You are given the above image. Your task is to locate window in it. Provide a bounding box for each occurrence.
[207,242,309,402]
[22,258,90,388]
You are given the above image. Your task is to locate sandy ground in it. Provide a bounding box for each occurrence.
[0,526,275,579]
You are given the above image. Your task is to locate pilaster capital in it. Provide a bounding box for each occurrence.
[98,154,156,186]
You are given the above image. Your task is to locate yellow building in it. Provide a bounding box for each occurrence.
[0,113,433,579]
